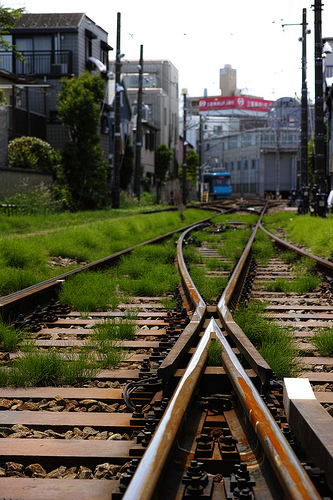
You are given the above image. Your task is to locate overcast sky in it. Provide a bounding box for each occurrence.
[5,0,333,102]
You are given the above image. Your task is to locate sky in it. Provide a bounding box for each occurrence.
[4,0,333,103]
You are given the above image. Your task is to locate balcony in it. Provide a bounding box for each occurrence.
[0,50,73,77]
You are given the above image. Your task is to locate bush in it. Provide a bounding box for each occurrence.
[8,136,59,173]
[4,181,60,215]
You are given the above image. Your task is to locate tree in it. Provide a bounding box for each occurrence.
[0,6,25,61]
[155,144,173,183]
[155,144,173,203]
[186,149,199,187]
[57,72,108,210]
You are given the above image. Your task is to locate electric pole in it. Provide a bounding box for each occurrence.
[112,12,121,209]
[313,0,327,216]
[300,8,309,188]
[313,0,326,190]
[182,88,187,205]
[134,45,143,200]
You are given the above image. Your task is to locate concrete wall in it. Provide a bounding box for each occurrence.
[0,167,53,198]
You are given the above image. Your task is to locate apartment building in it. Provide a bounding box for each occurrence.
[1,12,112,157]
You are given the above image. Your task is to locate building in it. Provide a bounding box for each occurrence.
[201,97,302,198]
[111,59,179,179]
[1,12,113,158]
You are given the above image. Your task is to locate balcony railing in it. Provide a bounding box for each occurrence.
[0,50,72,77]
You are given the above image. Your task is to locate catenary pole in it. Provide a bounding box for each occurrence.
[112,12,121,209]
[134,45,143,200]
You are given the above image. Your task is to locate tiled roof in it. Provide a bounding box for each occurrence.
[14,13,85,30]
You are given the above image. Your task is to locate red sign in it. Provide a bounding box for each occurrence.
[199,96,274,113]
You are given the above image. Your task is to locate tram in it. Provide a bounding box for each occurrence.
[203,172,232,199]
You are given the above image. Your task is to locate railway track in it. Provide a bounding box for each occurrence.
[0,202,332,499]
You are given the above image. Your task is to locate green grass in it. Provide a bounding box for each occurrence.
[189,267,228,303]
[93,316,137,341]
[0,347,98,387]
[0,209,212,298]
[58,240,180,312]
[58,271,120,312]
[263,255,321,294]
[0,319,23,352]
[252,231,277,264]
[262,212,333,261]
[233,301,301,379]
[207,339,222,366]
[311,327,333,356]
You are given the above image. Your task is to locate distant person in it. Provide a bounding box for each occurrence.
[327,189,333,213]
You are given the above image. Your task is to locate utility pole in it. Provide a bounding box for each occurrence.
[112,12,121,209]
[282,12,310,192]
[313,0,327,216]
[134,45,143,200]
[313,1,325,188]
[182,88,187,205]
[300,8,309,188]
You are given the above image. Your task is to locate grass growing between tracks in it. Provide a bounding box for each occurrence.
[233,302,301,379]
[0,209,211,297]
[0,317,138,387]
[311,327,333,356]
[183,218,256,304]
[207,339,223,366]
[0,348,99,387]
[58,240,180,312]
[0,319,23,352]
[262,211,333,261]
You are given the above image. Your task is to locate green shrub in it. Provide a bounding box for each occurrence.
[8,136,58,173]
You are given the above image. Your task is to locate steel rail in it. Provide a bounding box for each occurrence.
[213,317,322,500]
[0,216,216,322]
[217,204,273,386]
[157,223,207,387]
[259,222,333,491]
[126,214,321,499]
[259,222,333,275]
[122,324,212,500]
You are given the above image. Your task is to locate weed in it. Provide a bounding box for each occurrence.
[234,301,301,379]
[207,339,222,366]
[311,328,333,356]
[0,238,47,269]
[0,320,23,352]
[279,250,299,264]
[252,231,276,264]
[2,344,98,387]
[58,271,119,312]
[189,267,228,303]
[0,208,212,297]
[93,317,137,341]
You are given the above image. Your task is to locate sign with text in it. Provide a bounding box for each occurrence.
[199,96,274,113]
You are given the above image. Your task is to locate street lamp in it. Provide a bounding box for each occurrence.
[182,88,187,205]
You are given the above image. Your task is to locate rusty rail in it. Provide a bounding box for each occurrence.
[136,216,322,499]
[217,204,273,388]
